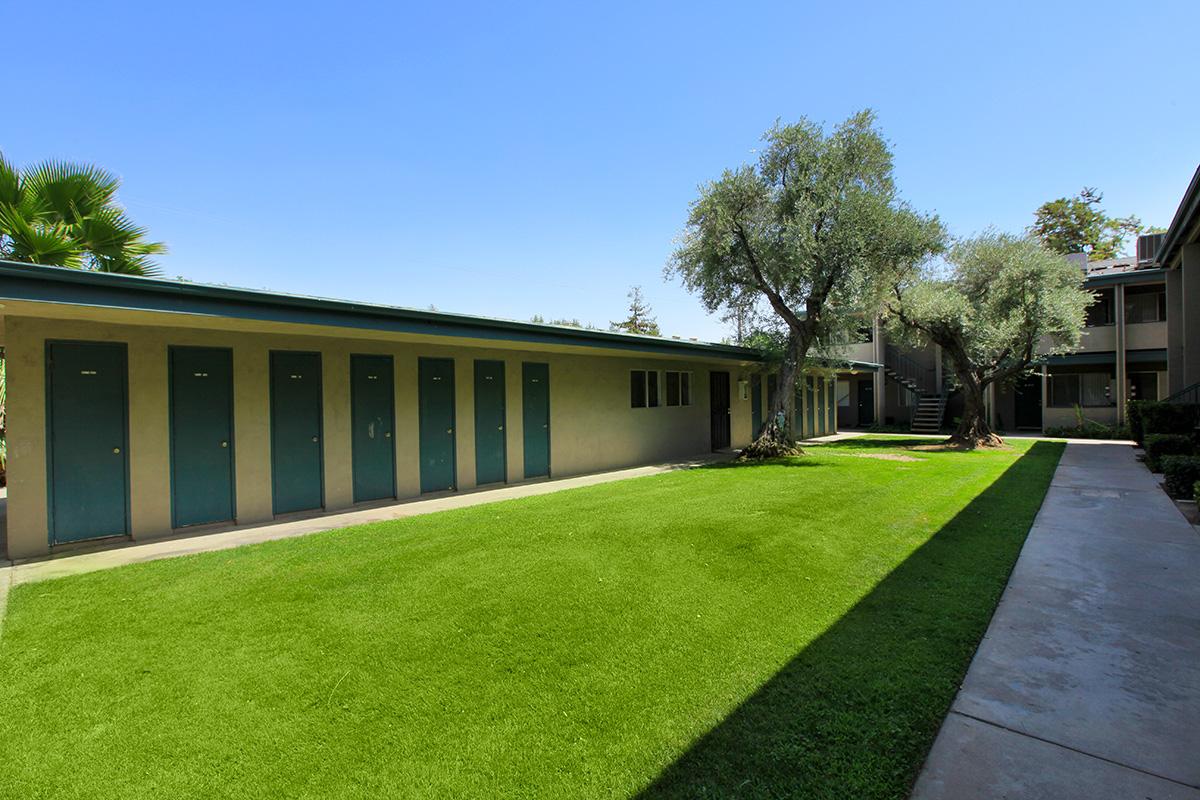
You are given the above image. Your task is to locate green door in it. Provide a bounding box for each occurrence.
[826,378,837,434]
[47,342,129,544]
[751,376,763,436]
[805,377,816,437]
[419,357,456,492]
[169,346,235,528]
[522,362,550,478]
[474,360,507,485]
[816,376,825,434]
[270,351,324,514]
[351,354,396,503]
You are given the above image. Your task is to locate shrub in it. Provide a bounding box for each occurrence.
[1130,401,1200,446]
[1043,424,1131,440]
[1144,433,1194,472]
[1194,480,1200,504]
[1162,455,1200,498]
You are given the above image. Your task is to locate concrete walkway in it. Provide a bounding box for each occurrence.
[1,453,722,594]
[912,443,1200,799]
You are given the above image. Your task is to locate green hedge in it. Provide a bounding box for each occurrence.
[1129,401,1200,446]
[1194,480,1200,504]
[1162,455,1200,498]
[1145,433,1194,472]
[1043,424,1130,440]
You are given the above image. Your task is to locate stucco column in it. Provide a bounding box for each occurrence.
[1040,365,1048,433]
[1167,267,1184,393]
[1115,283,1126,426]
[1184,243,1200,389]
[873,318,885,424]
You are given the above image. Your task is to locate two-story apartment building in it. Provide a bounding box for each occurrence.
[835,164,1200,434]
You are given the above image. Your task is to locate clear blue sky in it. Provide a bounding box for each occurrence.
[5,1,1197,342]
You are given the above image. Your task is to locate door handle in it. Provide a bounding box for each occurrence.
[446,428,454,435]
[498,425,504,431]
[384,431,392,438]
[221,441,228,448]
[112,447,121,455]
[311,436,319,443]
[542,424,548,429]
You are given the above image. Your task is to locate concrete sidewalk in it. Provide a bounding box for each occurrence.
[912,443,1200,799]
[1,453,722,591]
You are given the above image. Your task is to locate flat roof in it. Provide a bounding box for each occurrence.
[0,259,761,361]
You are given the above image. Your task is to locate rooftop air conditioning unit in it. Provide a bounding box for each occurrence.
[1137,233,1165,266]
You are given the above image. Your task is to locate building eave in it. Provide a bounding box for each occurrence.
[0,260,763,362]
[1157,164,1200,268]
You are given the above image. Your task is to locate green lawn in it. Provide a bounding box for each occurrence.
[0,437,1062,799]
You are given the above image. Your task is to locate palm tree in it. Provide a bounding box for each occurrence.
[0,152,165,276]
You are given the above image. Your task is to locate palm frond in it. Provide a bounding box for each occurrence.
[22,159,121,224]
[0,204,84,267]
[0,152,22,206]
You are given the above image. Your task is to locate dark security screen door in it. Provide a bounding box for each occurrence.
[351,354,396,503]
[474,360,507,485]
[169,346,235,527]
[857,379,875,426]
[804,377,816,436]
[270,351,324,514]
[522,362,550,478]
[1014,374,1042,430]
[47,342,129,544]
[419,357,457,492]
[709,371,731,450]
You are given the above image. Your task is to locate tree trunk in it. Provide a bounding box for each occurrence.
[740,337,804,459]
[946,373,1004,449]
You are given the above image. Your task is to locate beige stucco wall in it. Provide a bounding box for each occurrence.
[4,313,760,559]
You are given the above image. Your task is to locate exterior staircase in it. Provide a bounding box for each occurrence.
[883,344,947,433]
[910,394,947,434]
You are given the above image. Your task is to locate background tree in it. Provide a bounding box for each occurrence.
[669,110,944,457]
[610,286,661,336]
[0,153,165,275]
[1030,187,1142,260]
[884,232,1091,448]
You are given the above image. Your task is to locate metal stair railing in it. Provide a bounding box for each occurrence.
[1164,381,1200,405]
[884,344,937,398]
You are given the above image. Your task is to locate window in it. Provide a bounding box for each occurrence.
[1124,285,1166,324]
[1049,371,1114,407]
[630,370,646,408]
[631,370,663,408]
[1086,289,1114,327]
[665,370,692,406]
[837,379,850,407]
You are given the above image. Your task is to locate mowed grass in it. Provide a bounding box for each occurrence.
[0,437,1062,799]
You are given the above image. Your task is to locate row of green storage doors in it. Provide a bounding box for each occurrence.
[748,374,836,439]
[44,342,550,546]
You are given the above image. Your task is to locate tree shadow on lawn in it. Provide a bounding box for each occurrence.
[806,437,953,451]
[635,440,1063,800]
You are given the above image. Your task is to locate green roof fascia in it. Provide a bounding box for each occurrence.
[1040,348,1166,366]
[0,260,762,361]
[1083,268,1167,287]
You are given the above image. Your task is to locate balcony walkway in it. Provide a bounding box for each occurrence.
[911,442,1200,799]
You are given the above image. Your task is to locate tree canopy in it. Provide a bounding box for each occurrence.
[1030,187,1142,261]
[610,286,660,336]
[0,153,165,275]
[669,110,943,456]
[885,232,1091,447]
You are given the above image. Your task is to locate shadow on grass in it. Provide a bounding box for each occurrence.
[636,440,1063,800]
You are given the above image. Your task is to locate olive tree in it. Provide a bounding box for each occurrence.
[884,232,1092,448]
[668,110,943,457]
